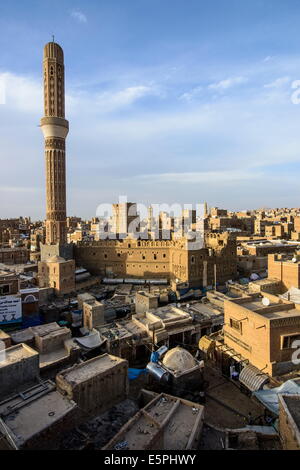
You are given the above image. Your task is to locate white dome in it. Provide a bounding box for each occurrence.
[162,347,197,373]
[47,255,65,263]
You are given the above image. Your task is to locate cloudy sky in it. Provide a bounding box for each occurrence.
[1,0,300,219]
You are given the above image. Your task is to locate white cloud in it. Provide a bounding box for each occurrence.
[135,170,261,184]
[208,76,248,91]
[179,86,202,102]
[0,186,39,193]
[264,76,290,88]
[71,9,87,24]
[95,86,156,112]
[0,72,42,113]
[263,56,274,63]
[65,84,160,115]
[2,62,300,217]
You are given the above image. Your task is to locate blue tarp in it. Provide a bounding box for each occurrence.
[253,379,300,415]
[22,314,42,328]
[128,368,148,381]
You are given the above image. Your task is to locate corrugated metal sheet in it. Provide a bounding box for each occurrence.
[239,364,269,392]
[199,336,215,353]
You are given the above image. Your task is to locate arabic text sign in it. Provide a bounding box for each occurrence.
[0,295,22,325]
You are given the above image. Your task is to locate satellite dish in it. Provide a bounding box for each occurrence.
[177,303,181,308]
[186,303,190,308]
[262,297,270,307]
[292,257,297,263]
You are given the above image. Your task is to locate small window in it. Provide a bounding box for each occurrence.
[282,334,300,349]
[0,284,10,296]
[230,318,242,332]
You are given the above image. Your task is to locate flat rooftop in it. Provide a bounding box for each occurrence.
[58,353,126,384]
[31,322,62,337]
[282,395,300,430]
[104,393,204,451]
[273,258,300,265]
[0,383,76,448]
[136,291,158,299]
[250,278,281,286]
[0,343,38,368]
[228,297,300,320]
[154,306,191,321]
[133,306,191,328]
[188,302,223,319]
[259,309,300,320]
[241,299,279,311]
[145,395,204,450]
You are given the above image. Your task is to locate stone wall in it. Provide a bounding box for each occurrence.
[74,233,237,288]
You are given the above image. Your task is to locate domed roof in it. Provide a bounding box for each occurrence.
[47,255,65,263]
[162,347,197,373]
[44,42,64,62]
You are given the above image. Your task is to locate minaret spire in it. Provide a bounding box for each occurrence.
[40,41,69,245]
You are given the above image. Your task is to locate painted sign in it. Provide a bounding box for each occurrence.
[0,295,22,325]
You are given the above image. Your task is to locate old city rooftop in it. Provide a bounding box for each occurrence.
[56,353,126,384]
[225,296,300,321]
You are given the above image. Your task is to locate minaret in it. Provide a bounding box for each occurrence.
[41,41,69,246]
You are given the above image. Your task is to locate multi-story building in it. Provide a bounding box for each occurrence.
[222,293,300,377]
[38,256,75,295]
[74,232,237,288]
[112,202,139,237]
[268,253,300,291]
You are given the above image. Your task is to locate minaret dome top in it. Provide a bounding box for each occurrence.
[43,42,64,62]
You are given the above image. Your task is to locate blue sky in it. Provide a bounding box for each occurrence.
[1,0,300,219]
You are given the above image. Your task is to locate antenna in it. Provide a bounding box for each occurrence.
[52,34,55,43]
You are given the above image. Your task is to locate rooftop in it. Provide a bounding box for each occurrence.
[0,344,38,368]
[103,393,204,450]
[281,394,300,431]
[0,383,76,448]
[227,295,300,321]
[57,353,126,384]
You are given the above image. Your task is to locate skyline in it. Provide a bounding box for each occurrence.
[1,0,300,218]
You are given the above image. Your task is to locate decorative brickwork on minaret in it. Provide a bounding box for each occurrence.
[41,41,69,245]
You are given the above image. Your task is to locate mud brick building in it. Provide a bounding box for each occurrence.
[74,232,237,289]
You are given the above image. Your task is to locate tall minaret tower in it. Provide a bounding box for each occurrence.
[41,41,69,246]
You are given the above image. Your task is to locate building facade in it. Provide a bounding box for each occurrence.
[74,232,237,288]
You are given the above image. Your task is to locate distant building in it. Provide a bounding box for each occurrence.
[135,291,159,314]
[112,202,139,237]
[268,253,300,291]
[74,232,237,289]
[38,255,75,295]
